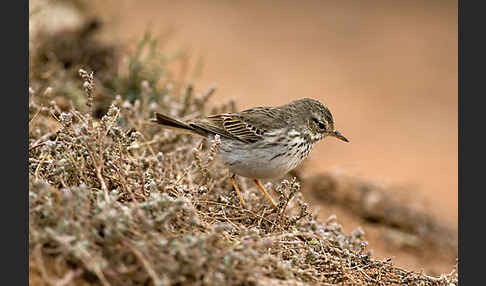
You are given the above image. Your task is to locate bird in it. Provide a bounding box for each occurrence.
[151,98,348,209]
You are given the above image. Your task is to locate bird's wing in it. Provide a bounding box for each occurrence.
[190,107,287,143]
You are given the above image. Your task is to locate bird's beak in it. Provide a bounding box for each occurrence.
[331,130,349,142]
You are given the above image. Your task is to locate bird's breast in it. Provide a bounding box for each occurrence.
[216,136,315,179]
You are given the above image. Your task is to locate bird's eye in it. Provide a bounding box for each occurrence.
[312,118,326,130]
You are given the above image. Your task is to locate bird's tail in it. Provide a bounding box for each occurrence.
[151,112,208,137]
[151,112,194,131]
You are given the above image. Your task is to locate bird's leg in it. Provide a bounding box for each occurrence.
[253,179,278,209]
[230,174,246,209]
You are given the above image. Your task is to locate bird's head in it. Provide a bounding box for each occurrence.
[289,98,349,143]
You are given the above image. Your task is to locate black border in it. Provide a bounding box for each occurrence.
[6,0,29,284]
[459,0,484,284]
[23,0,30,284]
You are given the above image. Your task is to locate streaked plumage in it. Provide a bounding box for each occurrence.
[151,98,348,208]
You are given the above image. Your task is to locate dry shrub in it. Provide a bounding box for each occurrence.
[29,31,458,286]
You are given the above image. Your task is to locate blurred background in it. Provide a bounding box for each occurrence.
[95,0,457,224]
[31,0,457,274]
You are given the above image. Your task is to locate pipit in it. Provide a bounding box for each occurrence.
[151,98,348,209]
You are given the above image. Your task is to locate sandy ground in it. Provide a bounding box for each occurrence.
[91,0,457,273]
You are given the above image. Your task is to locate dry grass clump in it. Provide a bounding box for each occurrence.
[29,31,458,285]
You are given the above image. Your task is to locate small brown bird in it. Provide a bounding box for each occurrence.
[151,98,348,209]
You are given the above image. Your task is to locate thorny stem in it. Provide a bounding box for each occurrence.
[96,149,109,201]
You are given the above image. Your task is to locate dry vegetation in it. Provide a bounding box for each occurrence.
[29,8,458,285]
